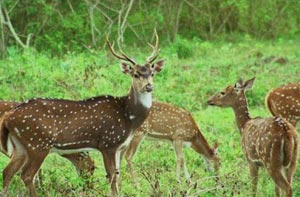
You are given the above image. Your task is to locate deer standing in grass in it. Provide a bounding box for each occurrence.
[266,83,300,128]
[0,101,95,178]
[207,78,298,197]
[124,101,220,183]
[0,33,164,197]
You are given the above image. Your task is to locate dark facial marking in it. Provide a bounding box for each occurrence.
[135,65,151,78]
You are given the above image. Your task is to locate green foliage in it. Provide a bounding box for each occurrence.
[172,36,194,59]
[1,38,300,196]
[2,0,300,55]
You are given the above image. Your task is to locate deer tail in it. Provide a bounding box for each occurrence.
[282,126,298,167]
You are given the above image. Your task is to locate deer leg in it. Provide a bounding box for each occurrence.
[173,139,190,182]
[1,152,27,196]
[124,133,146,185]
[274,186,280,197]
[20,154,47,197]
[249,163,258,197]
[269,169,292,197]
[35,170,43,188]
[285,156,297,186]
[102,150,119,196]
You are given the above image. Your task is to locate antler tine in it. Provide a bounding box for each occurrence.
[119,48,137,65]
[147,28,160,63]
[106,36,136,65]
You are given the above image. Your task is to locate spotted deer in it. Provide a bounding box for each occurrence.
[0,33,164,197]
[207,78,298,197]
[124,101,220,183]
[266,83,300,128]
[0,101,95,178]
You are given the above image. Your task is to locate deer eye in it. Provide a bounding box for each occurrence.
[134,74,139,78]
[220,92,225,95]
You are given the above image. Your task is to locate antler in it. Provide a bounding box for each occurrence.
[106,36,137,65]
[146,29,160,64]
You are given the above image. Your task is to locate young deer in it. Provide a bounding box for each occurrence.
[207,78,298,197]
[0,101,95,178]
[266,83,300,128]
[124,101,220,183]
[0,34,164,197]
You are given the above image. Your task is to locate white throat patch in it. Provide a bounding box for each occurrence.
[138,92,152,108]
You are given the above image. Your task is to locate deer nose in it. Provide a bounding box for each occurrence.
[207,100,214,105]
[145,84,153,92]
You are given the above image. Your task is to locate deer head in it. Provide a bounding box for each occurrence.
[107,30,164,97]
[207,77,255,107]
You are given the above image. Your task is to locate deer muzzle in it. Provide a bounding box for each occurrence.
[145,84,153,92]
[207,99,216,106]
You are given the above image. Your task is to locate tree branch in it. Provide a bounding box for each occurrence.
[2,7,28,48]
[117,0,134,48]
[0,1,6,57]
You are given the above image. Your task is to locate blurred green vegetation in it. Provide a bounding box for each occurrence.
[1,0,300,55]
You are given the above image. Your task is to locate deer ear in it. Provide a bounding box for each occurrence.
[234,79,243,91]
[243,77,255,90]
[120,62,133,75]
[151,59,164,74]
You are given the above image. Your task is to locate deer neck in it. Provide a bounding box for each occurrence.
[125,87,152,130]
[232,96,251,133]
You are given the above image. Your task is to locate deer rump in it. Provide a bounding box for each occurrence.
[242,117,298,168]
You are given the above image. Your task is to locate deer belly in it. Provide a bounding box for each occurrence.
[50,147,97,155]
[145,134,172,142]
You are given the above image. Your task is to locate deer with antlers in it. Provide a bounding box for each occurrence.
[266,83,300,128]
[124,101,220,183]
[0,32,164,197]
[207,78,298,197]
[0,101,95,179]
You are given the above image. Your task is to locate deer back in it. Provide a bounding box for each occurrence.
[136,102,199,140]
[0,101,19,117]
[266,83,300,126]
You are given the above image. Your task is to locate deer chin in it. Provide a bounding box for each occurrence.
[207,101,225,107]
[207,100,217,106]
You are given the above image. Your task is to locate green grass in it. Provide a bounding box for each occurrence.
[1,37,300,196]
